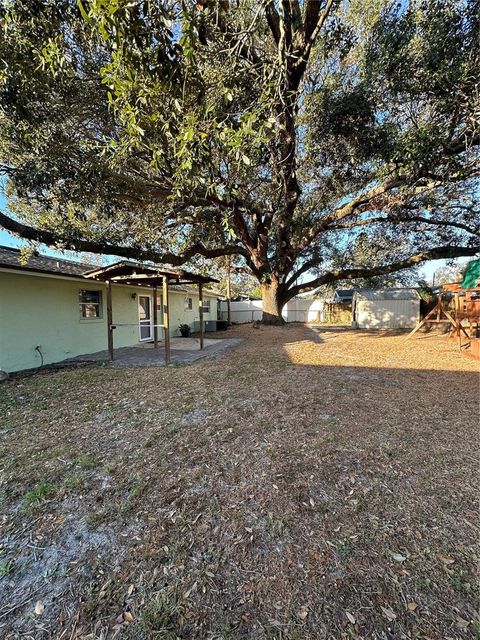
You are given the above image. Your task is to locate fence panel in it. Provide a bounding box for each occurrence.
[219,300,263,323]
[219,299,328,324]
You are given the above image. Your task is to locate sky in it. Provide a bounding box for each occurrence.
[0,190,463,286]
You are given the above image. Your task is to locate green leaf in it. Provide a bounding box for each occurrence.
[77,0,91,23]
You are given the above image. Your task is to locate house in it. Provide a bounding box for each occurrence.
[352,288,420,329]
[0,246,219,373]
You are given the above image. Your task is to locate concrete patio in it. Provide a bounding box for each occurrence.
[66,337,242,367]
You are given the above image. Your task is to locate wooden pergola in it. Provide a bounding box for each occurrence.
[84,261,218,364]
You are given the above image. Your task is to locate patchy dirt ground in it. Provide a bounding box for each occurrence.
[0,325,478,640]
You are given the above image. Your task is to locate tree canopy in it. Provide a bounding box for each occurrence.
[0,0,478,321]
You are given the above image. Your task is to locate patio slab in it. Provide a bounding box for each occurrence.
[66,337,242,367]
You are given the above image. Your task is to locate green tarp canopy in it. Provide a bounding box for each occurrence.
[461,259,480,289]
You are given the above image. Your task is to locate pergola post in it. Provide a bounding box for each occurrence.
[226,255,231,324]
[199,282,204,350]
[106,280,114,361]
[163,276,171,364]
[153,285,158,349]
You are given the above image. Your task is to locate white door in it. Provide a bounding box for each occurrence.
[138,295,153,341]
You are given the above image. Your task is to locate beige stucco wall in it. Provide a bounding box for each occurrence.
[167,289,215,330]
[0,269,217,372]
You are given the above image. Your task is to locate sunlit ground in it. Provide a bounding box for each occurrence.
[0,324,478,639]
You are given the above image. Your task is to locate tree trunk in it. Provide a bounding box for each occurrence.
[261,281,285,325]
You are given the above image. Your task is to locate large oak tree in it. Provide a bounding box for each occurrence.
[0,0,478,322]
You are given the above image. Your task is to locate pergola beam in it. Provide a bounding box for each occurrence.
[110,274,170,282]
[108,278,208,286]
[84,260,218,286]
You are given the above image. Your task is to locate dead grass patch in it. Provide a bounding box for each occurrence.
[0,324,478,639]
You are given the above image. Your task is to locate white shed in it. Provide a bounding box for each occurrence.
[352,289,420,329]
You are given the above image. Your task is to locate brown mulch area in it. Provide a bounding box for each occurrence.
[0,324,478,640]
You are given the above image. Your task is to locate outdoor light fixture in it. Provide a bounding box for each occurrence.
[131,293,137,300]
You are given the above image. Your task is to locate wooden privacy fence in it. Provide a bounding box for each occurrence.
[322,302,352,325]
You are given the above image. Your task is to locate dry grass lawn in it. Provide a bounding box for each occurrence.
[0,325,479,640]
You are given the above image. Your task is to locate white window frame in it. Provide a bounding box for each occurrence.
[185,297,193,310]
[202,299,211,314]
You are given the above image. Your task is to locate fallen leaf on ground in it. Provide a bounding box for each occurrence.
[297,605,308,620]
[456,617,469,629]
[34,601,45,616]
[391,552,407,562]
[381,606,397,621]
[184,581,198,598]
[346,611,356,624]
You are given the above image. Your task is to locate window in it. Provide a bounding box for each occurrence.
[202,299,211,313]
[79,290,102,318]
[185,297,193,310]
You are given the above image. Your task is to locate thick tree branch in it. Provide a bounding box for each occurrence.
[284,255,320,288]
[300,176,404,250]
[303,0,321,43]
[286,245,479,298]
[301,135,480,252]
[228,206,258,257]
[264,0,281,44]
[332,214,479,235]
[445,133,480,154]
[0,210,248,266]
[294,0,336,77]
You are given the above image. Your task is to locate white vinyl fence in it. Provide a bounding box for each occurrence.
[219,298,325,324]
[220,299,263,323]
